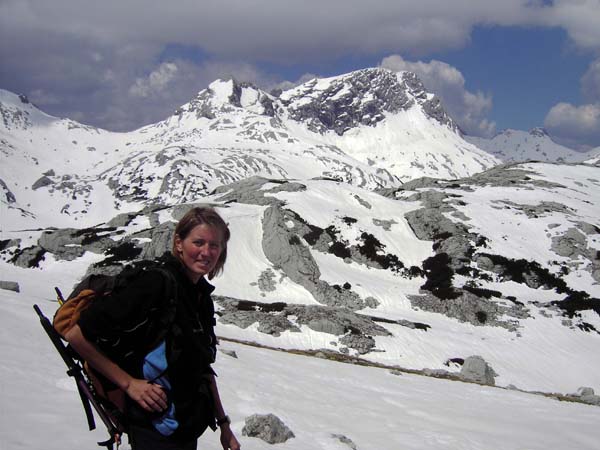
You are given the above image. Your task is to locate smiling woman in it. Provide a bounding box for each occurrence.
[64,206,240,450]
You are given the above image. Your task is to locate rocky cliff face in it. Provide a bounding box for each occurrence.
[280,68,457,136]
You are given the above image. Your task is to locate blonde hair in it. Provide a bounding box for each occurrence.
[172,207,230,279]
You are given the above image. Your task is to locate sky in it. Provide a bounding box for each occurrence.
[1,0,600,150]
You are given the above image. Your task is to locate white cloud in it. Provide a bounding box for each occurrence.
[544,102,600,147]
[381,55,495,137]
[581,59,600,103]
[129,63,179,98]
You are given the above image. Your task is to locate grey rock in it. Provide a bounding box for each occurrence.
[219,349,238,359]
[257,268,277,292]
[576,387,595,397]
[551,227,588,258]
[10,245,46,268]
[409,290,522,331]
[215,298,390,354]
[38,228,113,261]
[0,281,20,292]
[332,434,358,450]
[261,204,368,310]
[242,413,295,444]
[372,218,397,231]
[459,355,497,386]
[32,175,54,190]
[0,178,16,203]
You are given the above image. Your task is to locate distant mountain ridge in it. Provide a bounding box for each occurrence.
[466,127,597,163]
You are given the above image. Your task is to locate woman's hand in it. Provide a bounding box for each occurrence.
[220,425,240,450]
[125,379,168,413]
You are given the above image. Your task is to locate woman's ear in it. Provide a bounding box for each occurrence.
[174,235,182,253]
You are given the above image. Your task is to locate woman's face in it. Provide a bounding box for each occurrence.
[175,224,223,283]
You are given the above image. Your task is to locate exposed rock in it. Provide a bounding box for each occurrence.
[332,434,358,450]
[38,227,117,261]
[408,290,523,331]
[0,178,16,203]
[215,298,391,354]
[0,281,20,292]
[459,355,497,386]
[219,349,238,359]
[242,413,295,444]
[569,387,600,406]
[32,175,54,190]
[10,245,46,268]
[551,227,588,259]
[261,204,368,310]
[257,268,277,292]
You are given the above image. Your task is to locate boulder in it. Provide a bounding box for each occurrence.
[242,413,295,444]
[0,281,20,293]
[459,355,497,386]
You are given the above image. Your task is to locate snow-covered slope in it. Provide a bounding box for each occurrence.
[2,162,598,395]
[3,290,599,450]
[466,128,592,163]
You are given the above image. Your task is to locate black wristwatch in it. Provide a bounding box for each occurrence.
[216,415,231,427]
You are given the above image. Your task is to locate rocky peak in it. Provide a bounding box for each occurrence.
[174,79,275,120]
[529,127,549,138]
[279,68,458,135]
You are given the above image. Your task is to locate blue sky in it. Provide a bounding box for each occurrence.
[1,1,600,150]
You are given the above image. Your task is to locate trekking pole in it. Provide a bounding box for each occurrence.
[33,304,124,449]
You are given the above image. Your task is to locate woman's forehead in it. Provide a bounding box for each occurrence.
[188,223,223,241]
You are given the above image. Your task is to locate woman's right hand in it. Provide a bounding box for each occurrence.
[125,379,169,413]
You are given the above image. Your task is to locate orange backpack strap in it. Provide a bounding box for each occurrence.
[53,289,97,338]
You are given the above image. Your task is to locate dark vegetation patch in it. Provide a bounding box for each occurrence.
[577,322,599,334]
[358,232,404,272]
[332,283,352,292]
[341,216,358,225]
[475,311,488,324]
[505,296,525,306]
[421,253,461,299]
[234,300,287,313]
[302,224,323,245]
[463,285,502,299]
[329,241,352,259]
[360,315,431,331]
[478,253,569,293]
[288,235,302,246]
[552,292,600,318]
[70,226,119,245]
[95,242,142,267]
[444,358,464,367]
[0,239,12,251]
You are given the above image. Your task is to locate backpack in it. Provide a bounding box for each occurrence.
[35,259,178,449]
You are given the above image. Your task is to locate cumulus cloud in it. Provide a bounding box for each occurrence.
[381,55,495,137]
[129,63,179,98]
[544,102,600,148]
[543,57,600,149]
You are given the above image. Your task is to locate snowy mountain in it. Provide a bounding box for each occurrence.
[1,68,499,228]
[466,127,594,163]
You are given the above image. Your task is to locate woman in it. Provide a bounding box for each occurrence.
[65,207,240,450]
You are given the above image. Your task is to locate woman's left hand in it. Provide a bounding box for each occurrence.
[220,424,240,450]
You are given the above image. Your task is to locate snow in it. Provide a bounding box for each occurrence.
[1,288,599,450]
